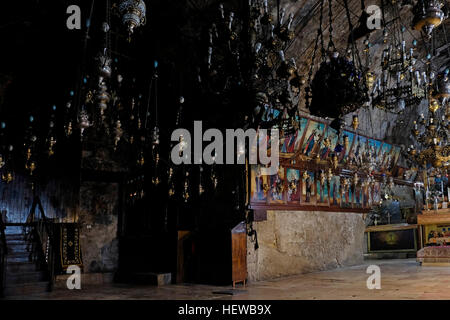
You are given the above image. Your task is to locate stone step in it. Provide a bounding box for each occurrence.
[5,226,24,235]
[6,271,46,285]
[5,239,28,246]
[4,281,49,297]
[7,244,30,254]
[7,255,32,263]
[5,234,25,241]
[8,251,30,257]
[7,261,38,273]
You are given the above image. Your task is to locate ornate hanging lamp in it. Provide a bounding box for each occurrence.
[307,0,369,129]
[118,0,147,41]
[412,0,447,37]
[408,87,450,169]
[433,68,450,100]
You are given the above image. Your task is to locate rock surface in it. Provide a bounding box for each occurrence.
[78,182,119,273]
[247,210,365,281]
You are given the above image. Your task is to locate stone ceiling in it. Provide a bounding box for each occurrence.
[187,0,449,146]
[271,0,450,150]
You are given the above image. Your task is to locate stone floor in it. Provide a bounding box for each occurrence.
[5,259,450,300]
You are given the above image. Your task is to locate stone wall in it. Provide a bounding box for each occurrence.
[247,210,365,281]
[78,181,120,273]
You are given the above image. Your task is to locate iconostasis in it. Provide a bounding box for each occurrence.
[250,114,414,212]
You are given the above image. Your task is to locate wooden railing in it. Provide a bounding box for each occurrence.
[26,196,56,292]
[0,211,7,297]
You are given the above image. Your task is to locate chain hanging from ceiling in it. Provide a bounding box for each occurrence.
[204,0,304,134]
[306,0,369,131]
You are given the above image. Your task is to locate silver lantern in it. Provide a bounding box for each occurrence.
[413,0,446,36]
[96,81,111,116]
[98,50,112,79]
[79,109,91,137]
[434,69,450,99]
[118,0,146,38]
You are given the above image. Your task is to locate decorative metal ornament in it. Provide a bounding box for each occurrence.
[168,167,175,197]
[412,0,447,36]
[319,170,326,187]
[118,0,147,40]
[96,81,111,118]
[137,151,145,166]
[353,172,359,187]
[47,136,56,156]
[65,121,73,137]
[199,167,204,196]
[151,146,160,186]
[302,171,309,181]
[211,165,218,190]
[343,135,350,149]
[308,55,368,125]
[1,171,13,184]
[351,115,359,130]
[433,69,450,99]
[98,50,112,80]
[25,160,36,176]
[183,171,190,202]
[113,120,123,149]
[79,109,91,137]
[331,154,339,170]
[408,90,450,169]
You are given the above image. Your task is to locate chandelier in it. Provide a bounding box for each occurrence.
[204,0,303,133]
[408,69,450,170]
[306,0,369,129]
[412,0,447,37]
[370,1,429,114]
[371,38,427,114]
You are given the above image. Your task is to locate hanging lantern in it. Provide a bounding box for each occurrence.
[199,167,204,196]
[96,81,111,118]
[151,152,160,186]
[113,120,123,149]
[79,109,91,137]
[1,171,13,184]
[412,0,447,36]
[98,50,112,80]
[47,136,56,156]
[309,55,368,126]
[433,69,450,99]
[168,167,175,197]
[351,115,359,130]
[183,171,190,202]
[118,0,147,40]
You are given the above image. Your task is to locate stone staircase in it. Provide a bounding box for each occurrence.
[3,225,49,297]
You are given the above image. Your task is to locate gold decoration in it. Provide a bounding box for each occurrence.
[351,115,359,130]
[1,172,13,183]
[429,97,440,113]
